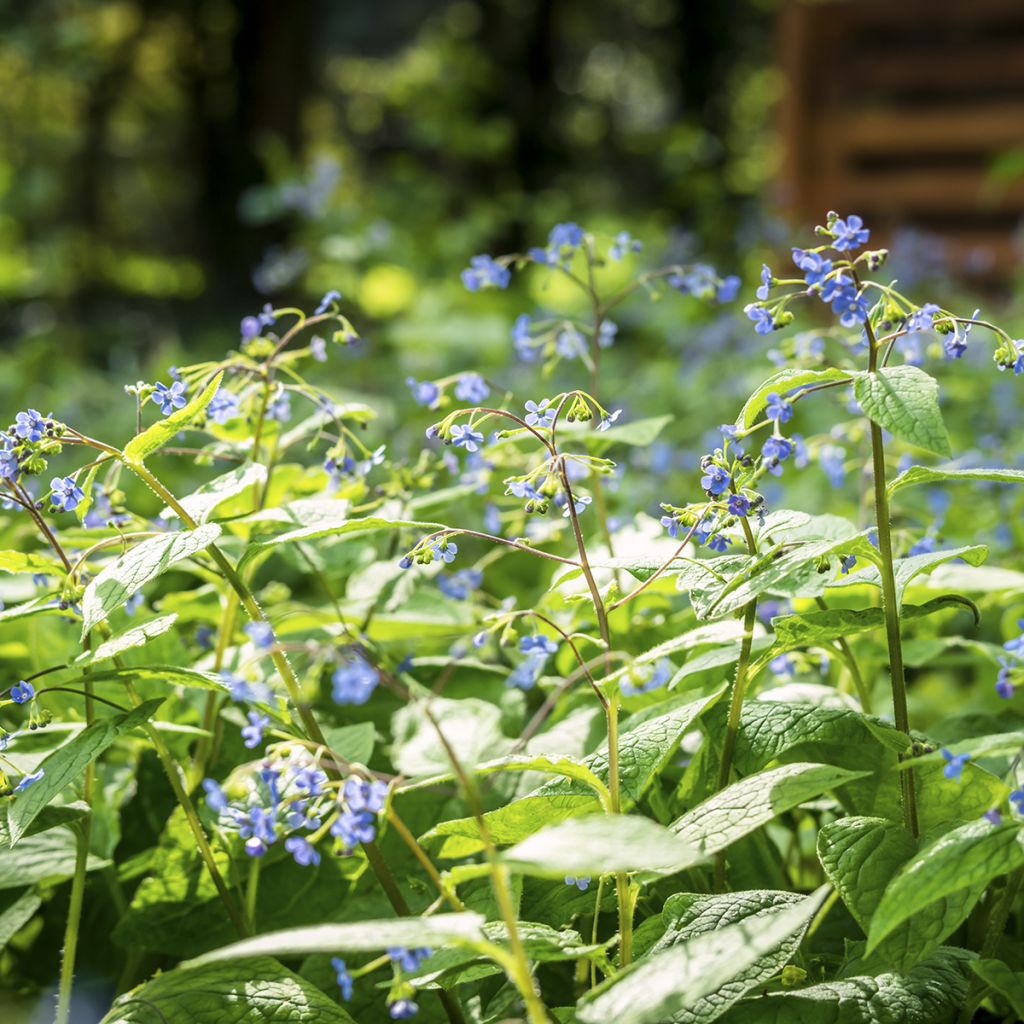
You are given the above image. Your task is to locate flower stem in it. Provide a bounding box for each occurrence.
[605,697,633,966]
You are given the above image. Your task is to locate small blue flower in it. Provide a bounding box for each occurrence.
[764,392,793,424]
[407,378,440,408]
[700,464,730,496]
[565,875,591,890]
[241,711,270,749]
[0,444,18,482]
[202,778,229,813]
[266,389,291,422]
[461,255,510,291]
[388,999,419,1020]
[831,214,870,252]
[437,568,483,601]
[315,290,341,315]
[996,658,1015,699]
[244,622,276,650]
[207,389,240,425]
[792,248,832,286]
[14,769,44,793]
[727,494,750,517]
[661,515,682,538]
[944,310,979,360]
[344,777,389,813]
[597,409,623,432]
[14,409,46,443]
[454,373,489,403]
[124,592,144,616]
[609,231,641,261]
[507,653,546,691]
[744,304,775,335]
[716,275,741,303]
[310,335,327,362]
[524,399,555,428]
[332,655,380,706]
[839,554,857,575]
[152,381,188,416]
[770,654,795,678]
[941,747,969,782]
[389,947,432,973]
[756,264,773,301]
[1002,619,1024,656]
[451,425,484,452]
[983,808,1003,825]
[331,958,353,1000]
[819,445,846,488]
[284,835,321,867]
[331,808,377,852]
[9,680,34,704]
[761,436,794,471]
[561,493,592,517]
[549,222,584,253]
[905,303,940,333]
[430,540,458,564]
[51,476,85,513]
[1011,789,1024,814]
[830,284,869,327]
[520,634,558,656]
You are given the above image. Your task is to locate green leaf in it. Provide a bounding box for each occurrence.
[392,696,511,777]
[0,888,41,953]
[75,614,179,666]
[718,947,974,1023]
[73,459,103,524]
[970,959,1024,1019]
[888,465,1024,498]
[818,816,985,971]
[853,365,951,456]
[576,887,829,1024]
[81,524,222,636]
[321,723,376,767]
[160,462,267,523]
[6,700,163,845]
[421,691,722,858]
[503,815,698,877]
[867,819,1024,952]
[123,372,224,465]
[0,550,64,575]
[185,913,486,967]
[0,828,107,890]
[769,595,979,652]
[830,544,988,606]
[735,368,851,429]
[670,763,870,862]
[100,957,355,1024]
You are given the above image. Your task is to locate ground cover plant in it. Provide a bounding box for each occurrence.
[3,214,1024,1023]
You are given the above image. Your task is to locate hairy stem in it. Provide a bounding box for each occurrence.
[605,697,633,966]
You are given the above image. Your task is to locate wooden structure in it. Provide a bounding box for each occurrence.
[779,0,1024,277]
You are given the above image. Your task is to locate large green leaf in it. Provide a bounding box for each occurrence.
[101,957,355,1024]
[0,828,107,890]
[75,614,179,666]
[970,959,1024,1019]
[81,525,222,636]
[6,700,163,845]
[720,948,973,1023]
[575,887,829,1024]
[123,372,224,465]
[887,464,1024,498]
[853,365,951,456]
[161,462,267,523]
[670,763,870,861]
[735,368,851,429]
[421,691,722,858]
[818,816,985,971]
[0,889,41,953]
[185,913,485,967]
[503,815,698,877]
[0,550,64,576]
[867,820,1024,953]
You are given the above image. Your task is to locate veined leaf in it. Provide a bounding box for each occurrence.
[0,889,41,953]
[0,828,107,890]
[576,887,829,1024]
[853,365,951,456]
[0,551,64,576]
[81,524,222,636]
[160,462,267,523]
[888,464,1024,498]
[970,959,1024,1019]
[867,820,1024,952]
[184,913,486,967]
[670,763,870,862]
[735,368,851,429]
[124,372,224,465]
[100,957,355,1024]
[7,700,163,845]
[76,614,179,666]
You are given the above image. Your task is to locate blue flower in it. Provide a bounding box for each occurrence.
[598,320,618,348]
[461,254,510,291]
[51,476,85,513]
[761,436,794,472]
[512,314,536,361]
[905,303,940,333]
[124,592,144,616]
[984,808,1003,825]
[717,275,741,302]
[266,389,291,422]
[430,540,458,564]
[202,778,229,813]
[240,315,262,341]
[330,958,353,1001]
[14,769,44,793]
[524,399,555,428]
[622,658,673,697]
[756,264,773,301]
[331,808,377,852]
[14,409,46,442]
[549,222,584,252]
[792,248,832,286]
[565,875,591,890]
[241,711,270,749]
[389,947,432,973]
[839,554,857,575]
[609,231,641,261]
[945,310,979,360]
[507,653,546,691]
[996,658,1015,699]
[244,622,276,650]
[332,655,379,706]
[770,654,795,678]
[830,284,869,327]
[831,214,870,252]
[1011,789,1024,814]
[1002,619,1024,656]
[152,381,188,416]
[744,304,775,335]
[310,336,327,362]
[315,289,341,315]
[941,747,969,782]
[450,425,484,452]
[454,373,489,403]
[284,835,321,867]
[661,515,682,538]
[819,445,846,488]
[764,393,793,424]
[388,999,419,1020]
[727,494,750,517]
[407,377,440,407]
[207,389,240,425]
[344,777,389,813]
[561,493,592,517]
[0,444,18,482]
[520,634,558,656]
[597,409,623,432]
[437,568,482,600]
[700,464,730,496]
[9,680,34,704]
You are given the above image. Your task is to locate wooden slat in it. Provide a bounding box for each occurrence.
[838,170,1024,213]
[843,104,1024,153]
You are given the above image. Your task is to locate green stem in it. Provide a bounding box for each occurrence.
[606,697,633,966]
[246,856,261,927]
[56,814,92,1024]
